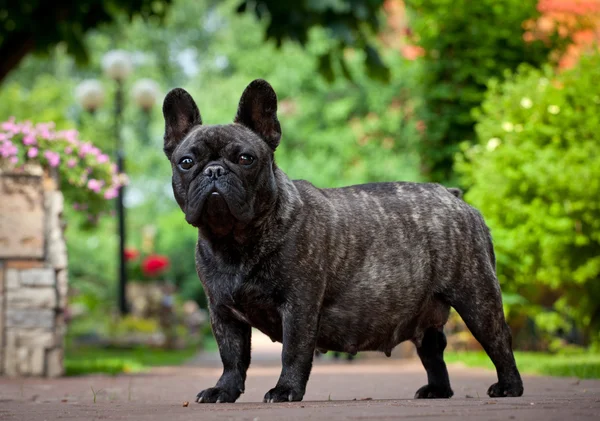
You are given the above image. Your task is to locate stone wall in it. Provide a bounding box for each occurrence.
[0,167,68,377]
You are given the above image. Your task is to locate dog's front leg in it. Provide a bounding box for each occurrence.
[264,306,319,402]
[196,307,251,403]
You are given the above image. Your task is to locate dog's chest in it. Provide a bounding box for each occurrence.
[225,280,284,342]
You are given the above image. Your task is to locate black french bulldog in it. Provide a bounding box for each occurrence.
[162,79,523,403]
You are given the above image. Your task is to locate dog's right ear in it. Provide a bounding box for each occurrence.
[162,88,202,160]
[234,79,281,150]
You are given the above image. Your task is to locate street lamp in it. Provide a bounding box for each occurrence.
[131,79,161,144]
[76,50,160,316]
[132,78,161,111]
[75,80,105,113]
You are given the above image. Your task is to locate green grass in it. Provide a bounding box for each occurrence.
[65,345,199,376]
[445,351,600,379]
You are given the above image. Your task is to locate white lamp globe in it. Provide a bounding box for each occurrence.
[132,79,161,111]
[102,50,133,81]
[75,79,105,112]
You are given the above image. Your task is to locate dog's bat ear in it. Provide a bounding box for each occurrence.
[447,187,463,199]
[162,88,202,160]
[234,79,281,150]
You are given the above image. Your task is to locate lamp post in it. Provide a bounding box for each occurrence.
[131,79,161,145]
[76,50,160,316]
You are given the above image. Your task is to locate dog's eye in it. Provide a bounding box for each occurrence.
[238,154,254,166]
[178,157,194,171]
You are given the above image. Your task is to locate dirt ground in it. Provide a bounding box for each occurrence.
[1,335,599,420]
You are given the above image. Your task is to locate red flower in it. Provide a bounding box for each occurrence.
[124,248,139,262]
[141,255,170,278]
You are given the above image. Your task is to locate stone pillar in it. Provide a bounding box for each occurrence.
[0,166,68,377]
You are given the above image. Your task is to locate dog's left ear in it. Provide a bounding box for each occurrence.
[234,79,281,150]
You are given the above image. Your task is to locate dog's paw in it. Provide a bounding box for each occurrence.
[263,386,304,403]
[414,384,454,399]
[195,387,237,403]
[487,382,524,397]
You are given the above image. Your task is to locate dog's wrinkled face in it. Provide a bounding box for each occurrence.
[162,80,282,237]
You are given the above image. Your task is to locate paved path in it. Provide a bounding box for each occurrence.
[1,333,599,420]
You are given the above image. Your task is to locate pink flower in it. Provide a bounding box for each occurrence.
[0,141,18,157]
[35,122,55,140]
[44,150,60,167]
[65,146,73,154]
[97,154,109,163]
[10,156,18,164]
[104,187,119,199]
[67,158,77,168]
[1,117,18,133]
[27,147,38,158]
[23,134,37,145]
[79,143,94,157]
[61,129,78,144]
[87,178,104,193]
[39,129,52,140]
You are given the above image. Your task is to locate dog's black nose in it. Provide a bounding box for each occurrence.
[204,164,226,180]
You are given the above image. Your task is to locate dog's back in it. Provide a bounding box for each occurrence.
[288,180,496,352]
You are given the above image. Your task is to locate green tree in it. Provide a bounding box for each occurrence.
[1,0,394,85]
[406,0,552,183]
[239,0,389,81]
[0,0,173,83]
[456,53,600,347]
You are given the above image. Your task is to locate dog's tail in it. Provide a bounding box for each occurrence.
[447,187,463,199]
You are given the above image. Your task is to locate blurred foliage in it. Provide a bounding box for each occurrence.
[406,0,555,183]
[0,0,173,82]
[0,74,74,127]
[457,53,600,347]
[445,350,600,379]
[0,0,396,85]
[65,344,198,376]
[237,0,389,82]
[526,0,600,70]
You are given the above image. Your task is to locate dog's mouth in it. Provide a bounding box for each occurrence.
[183,180,237,233]
[182,174,254,234]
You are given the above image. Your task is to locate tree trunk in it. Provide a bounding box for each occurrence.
[0,36,35,84]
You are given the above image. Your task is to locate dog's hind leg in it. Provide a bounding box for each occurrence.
[413,327,454,399]
[448,272,524,397]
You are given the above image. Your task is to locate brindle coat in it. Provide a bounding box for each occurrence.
[162,79,524,403]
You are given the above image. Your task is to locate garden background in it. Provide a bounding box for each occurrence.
[1,0,599,378]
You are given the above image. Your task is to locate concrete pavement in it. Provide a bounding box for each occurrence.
[1,332,599,420]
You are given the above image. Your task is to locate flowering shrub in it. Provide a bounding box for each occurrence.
[125,248,170,282]
[456,52,600,347]
[0,118,125,221]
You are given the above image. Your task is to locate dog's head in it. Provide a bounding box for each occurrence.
[162,79,281,237]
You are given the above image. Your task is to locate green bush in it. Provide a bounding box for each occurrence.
[456,53,600,347]
[406,0,553,183]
